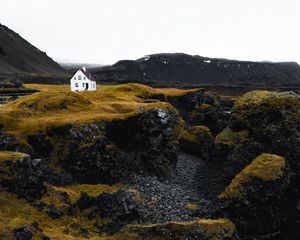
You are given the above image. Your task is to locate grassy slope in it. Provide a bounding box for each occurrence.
[0,83,197,142]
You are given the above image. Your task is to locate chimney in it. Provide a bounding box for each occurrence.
[83,66,86,72]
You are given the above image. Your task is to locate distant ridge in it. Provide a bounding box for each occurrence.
[92,53,300,87]
[0,23,68,79]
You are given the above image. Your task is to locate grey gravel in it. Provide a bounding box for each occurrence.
[127,152,228,223]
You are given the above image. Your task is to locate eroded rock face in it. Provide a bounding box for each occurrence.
[114,218,239,240]
[27,108,182,184]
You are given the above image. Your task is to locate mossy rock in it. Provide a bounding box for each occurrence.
[0,151,29,187]
[217,154,290,238]
[179,126,214,160]
[113,218,238,240]
[230,91,300,130]
[215,127,248,148]
[219,154,286,199]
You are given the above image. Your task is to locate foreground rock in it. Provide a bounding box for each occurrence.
[214,91,300,239]
[41,107,182,183]
[113,218,238,240]
[217,154,290,239]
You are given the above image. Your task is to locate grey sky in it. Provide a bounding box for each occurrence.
[2,0,300,64]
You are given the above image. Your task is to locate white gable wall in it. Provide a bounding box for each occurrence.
[70,69,96,92]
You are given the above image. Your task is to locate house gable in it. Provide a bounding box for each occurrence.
[70,68,96,92]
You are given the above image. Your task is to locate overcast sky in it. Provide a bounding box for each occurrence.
[1,0,300,64]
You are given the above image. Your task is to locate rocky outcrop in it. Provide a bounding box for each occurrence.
[72,190,142,234]
[27,107,182,184]
[179,126,214,160]
[218,154,290,239]
[113,218,238,240]
[214,91,300,173]
[0,151,73,201]
[163,89,227,134]
[214,91,300,239]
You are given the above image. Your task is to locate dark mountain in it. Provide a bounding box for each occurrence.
[0,23,68,79]
[93,53,300,87]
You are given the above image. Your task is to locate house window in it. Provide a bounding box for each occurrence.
[84,76,86,80]
[78,75,82,80]
[74,77,76,80]
[75,83,78,87]
[82,83,85,87]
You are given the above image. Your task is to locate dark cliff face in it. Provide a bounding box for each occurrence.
[0,23,67,78]
[93,53,300,87]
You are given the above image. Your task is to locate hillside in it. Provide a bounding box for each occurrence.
[0,23,68,80]
[92,53,300,87]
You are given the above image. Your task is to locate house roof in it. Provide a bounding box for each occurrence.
[77,67,95,81]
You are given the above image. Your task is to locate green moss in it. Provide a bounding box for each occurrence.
[219,154,285,199]
[179,125,211,143]
[215,127,248,146]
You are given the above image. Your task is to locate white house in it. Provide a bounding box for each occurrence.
[70,67,96,92]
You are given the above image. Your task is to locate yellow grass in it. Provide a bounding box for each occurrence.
[115,218,236,240]
[0,191,110,240]
[0,84,183,142]
[42,183,122,207]
[186,202,199,210]
[0,151,28,162]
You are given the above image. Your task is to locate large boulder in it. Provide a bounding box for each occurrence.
[214,91,300,239]
[217,154,290,239]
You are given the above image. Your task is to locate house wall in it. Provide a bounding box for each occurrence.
[70,69,97,92]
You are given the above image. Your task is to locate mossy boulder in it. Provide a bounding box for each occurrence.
[179,126,214,160]
[213,91,300,239]
[230,91,300,131]
[113,218,238,240]
[214,90,300,180]
[217,154,290,238]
